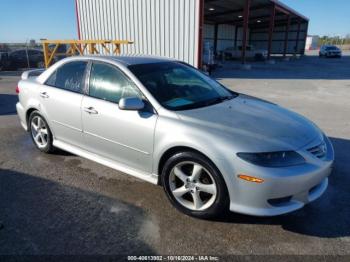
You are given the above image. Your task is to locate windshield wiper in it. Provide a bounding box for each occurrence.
[220,95,235,101]
[205,95,234,105]
[171,95,235,111]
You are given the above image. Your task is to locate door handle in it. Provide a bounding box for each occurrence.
[40,92,49,98]
[84,107,98,115]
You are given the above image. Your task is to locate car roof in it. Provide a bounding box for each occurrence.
[82,55,176,66]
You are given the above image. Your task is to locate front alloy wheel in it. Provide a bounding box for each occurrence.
[162,151,229,218]
[169,161,217,211]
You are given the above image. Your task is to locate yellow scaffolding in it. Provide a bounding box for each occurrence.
[41,40,133,68]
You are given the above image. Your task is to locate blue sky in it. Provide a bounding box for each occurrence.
[281,0,350,37]
[0,0,349,43]
[0,0,77,43]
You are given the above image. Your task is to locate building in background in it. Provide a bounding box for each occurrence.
[305,35,320,50]
[29,39,37,47]
[75,0,308,68]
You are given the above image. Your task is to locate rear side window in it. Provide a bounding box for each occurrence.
[46,61,87,93]
[88,62,141,104]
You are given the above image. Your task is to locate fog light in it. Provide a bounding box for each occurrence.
[238,174,264,183]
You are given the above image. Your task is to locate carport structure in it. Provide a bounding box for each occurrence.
[76,0,308,69]
[202,0,309,64]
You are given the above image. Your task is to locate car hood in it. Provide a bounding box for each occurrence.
[175,94,322,152]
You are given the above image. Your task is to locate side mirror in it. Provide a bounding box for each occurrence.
[119,97,145,111]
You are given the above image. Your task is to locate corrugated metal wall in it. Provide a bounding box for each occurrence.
[217,24,235,51]
[76,0,200,67]
[204,22,306,55]
[250,23,308,54]
[204,24,249,52]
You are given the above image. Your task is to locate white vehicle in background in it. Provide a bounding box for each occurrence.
[319,45,342,58]
[224,45,268,61]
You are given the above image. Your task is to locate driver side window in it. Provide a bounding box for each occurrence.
[89,62,141,104]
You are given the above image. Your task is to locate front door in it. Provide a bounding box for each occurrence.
[81,62,157,174]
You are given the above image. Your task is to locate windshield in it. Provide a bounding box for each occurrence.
[128,62,237,111]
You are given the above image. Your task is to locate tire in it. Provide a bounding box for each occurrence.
[29,111,55,153]
[161,151,229,219]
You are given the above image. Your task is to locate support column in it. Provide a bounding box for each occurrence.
[241,0,251,64]
[197,0,205,69]
[214,23,219,55]
[283,15,291,57]
[267,4,276,59]
[295,19,301,54]
[234,26,239,49]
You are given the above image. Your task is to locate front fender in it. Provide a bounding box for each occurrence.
[153,115,237,179]
[152,116,239,206]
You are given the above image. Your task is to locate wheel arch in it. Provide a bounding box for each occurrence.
[157,146,219,185]
[26,107,54,137]
[26,107,39,131]
[158,145,231,217]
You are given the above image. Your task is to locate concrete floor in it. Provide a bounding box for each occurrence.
[0,53,350,256]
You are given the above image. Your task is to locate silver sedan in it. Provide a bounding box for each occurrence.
[16,56,334,218]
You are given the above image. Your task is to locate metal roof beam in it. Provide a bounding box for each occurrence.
[205,4,271,18]
[213,13,287,25]
[204,0,309,22]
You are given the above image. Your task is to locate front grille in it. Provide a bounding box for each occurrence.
[307,142,327,159]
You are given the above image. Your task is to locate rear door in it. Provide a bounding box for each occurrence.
[40,61,88,147]
[81,61,158,173]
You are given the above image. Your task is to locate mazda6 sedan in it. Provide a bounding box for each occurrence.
[16,56,334,218]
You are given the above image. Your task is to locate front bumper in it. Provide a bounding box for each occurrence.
[226,135,334,216]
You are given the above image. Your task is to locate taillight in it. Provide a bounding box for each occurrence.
[16,86,20,94]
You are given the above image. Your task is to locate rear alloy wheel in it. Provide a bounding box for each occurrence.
[162,152,229,218]
[29,111,54,153]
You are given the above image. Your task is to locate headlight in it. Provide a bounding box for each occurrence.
[237,151,305,167]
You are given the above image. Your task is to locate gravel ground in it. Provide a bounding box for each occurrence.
[0,52,349,258]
